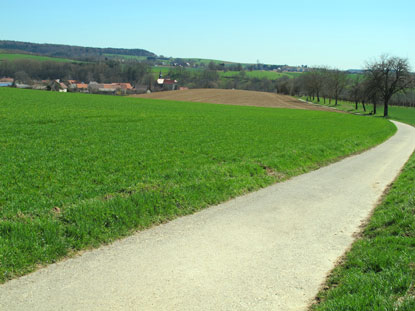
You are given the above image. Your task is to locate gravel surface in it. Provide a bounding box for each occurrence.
[1,121,414,311]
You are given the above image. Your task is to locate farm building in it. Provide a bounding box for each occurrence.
[50,80,68,92]
[0,77,14,87]
[32,81,50,90]
[88,82,134,95]
[156,78,178,90]
[15,83,32,89]
[76,83,89,92]
[156,71,178,90]
[65,80,89,93]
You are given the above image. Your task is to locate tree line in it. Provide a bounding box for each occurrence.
[279,55,414,116]
[0,59,151,86]
[0,40,155,61]
[168,55,415,116]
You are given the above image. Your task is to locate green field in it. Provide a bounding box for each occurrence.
[103,53,149,61]
[0,88,395,283]
[185,58,235,65]
[151,66,174,76]
[0,53,76,63]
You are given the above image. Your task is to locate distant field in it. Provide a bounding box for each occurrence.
[151,66,175,76]
[151,66,304,80]
[0,87,395,283]
[220,70,302,79]
[103,53,149,61]
[0,53,76,63]
[185,58,235,65]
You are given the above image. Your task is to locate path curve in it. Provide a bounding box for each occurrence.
[1,121,414,311]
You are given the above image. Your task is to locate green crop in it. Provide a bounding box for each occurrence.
[0,88,395,283]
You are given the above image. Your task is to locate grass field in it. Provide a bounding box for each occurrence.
[301,97,415,126]
[0,88,395,283]
[0,53,76,63]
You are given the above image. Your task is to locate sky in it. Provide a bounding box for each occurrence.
[1,0,414,69]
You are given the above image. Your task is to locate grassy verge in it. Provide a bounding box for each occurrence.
[311,152,415,310]
[0,88,395,283]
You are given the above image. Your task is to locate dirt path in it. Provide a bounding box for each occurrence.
[1,121,414,311]
[133,88,343,112]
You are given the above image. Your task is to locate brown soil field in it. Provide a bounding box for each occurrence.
[132,89,340,112]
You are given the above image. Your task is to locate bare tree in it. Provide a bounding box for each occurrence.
[326,69,348,106]
[302,68,326,102]
[349,76,362,110]
[365,55,414,116]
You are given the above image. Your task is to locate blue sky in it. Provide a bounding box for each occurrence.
[1,0,414,69]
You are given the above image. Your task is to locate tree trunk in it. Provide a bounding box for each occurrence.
[384,100,389,117]
[373,101,377,115]
[335,96,338,106]
[355,101,358,110]
[362,101,366,112]
[323,97,326,104]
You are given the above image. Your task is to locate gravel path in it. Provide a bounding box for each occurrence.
[1,121,414,311]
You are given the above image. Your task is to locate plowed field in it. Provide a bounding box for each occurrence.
[133,89,339,112]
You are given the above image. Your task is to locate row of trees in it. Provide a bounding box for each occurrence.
[275,55,415,116]
[167,56,414,116]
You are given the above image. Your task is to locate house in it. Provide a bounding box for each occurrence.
[50,80,68,92]
[114,83,133,90]
[32,80,50,90]
[66,80,77,91]
[15,83,32,89]
[156,72,178,90]
[76,83,89,92]
[0,77,14,87]
[88,82,134,95]
[159,78,178,90]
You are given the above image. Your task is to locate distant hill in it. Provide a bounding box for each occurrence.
[0,40,156,61]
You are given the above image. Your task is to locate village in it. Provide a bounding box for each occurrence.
[0,75,179,95]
